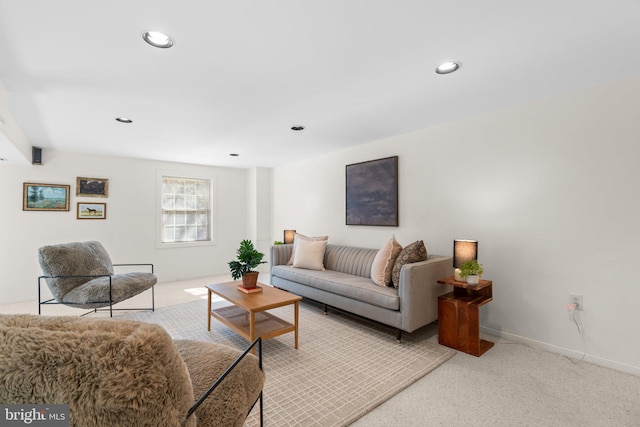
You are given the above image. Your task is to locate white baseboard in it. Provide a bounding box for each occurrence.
[482,326,640,377]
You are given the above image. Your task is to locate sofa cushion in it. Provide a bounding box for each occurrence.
[371,235,402,287]
[287,233,329,265]
[391,240,428,288]
[293,238,328,270]
[323,245,378,278]
[272,265,400,310]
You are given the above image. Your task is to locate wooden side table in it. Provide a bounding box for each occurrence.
[437,276,494,357]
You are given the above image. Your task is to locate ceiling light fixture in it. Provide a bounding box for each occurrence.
[115,117,133,123]
[291,126,305,131]
[142,31,175,48]
[435,61,461,75]
[229,153,239,157]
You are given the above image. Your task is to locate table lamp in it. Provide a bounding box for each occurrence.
[284,230,296,244]
[453,239,478,281]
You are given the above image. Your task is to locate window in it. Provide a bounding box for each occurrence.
[161,176,212,244]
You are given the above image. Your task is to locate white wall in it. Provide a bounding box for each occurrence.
[272,75,640,375]
[246,167,272,272]
[0,82,31,164]
[0,150,248,304]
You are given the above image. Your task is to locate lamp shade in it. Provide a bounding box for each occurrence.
[453,239,478,268]
[284,230,296,244]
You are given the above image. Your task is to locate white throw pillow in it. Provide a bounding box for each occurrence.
[292,238,328,270]
[287,233,329,265]
[371,235,402,286]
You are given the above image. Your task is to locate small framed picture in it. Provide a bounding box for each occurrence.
[23,183,70,211]
[76,177,109,197]
[77,202,106,220]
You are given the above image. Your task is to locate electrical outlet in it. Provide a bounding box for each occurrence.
[570,294,583,311]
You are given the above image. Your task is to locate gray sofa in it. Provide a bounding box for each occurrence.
[270,243,452,339]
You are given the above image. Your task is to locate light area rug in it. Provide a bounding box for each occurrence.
[119,297,454,426]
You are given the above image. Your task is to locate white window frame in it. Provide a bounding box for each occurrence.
[156,171,216,248]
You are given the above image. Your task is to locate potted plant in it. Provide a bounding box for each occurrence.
[459,260,483,285]
[228,239,266,289]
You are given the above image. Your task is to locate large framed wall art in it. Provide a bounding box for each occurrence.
[23,183,70,211]
[346,156,398,226]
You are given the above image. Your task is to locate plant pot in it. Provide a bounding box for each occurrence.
[466,275,480,285]
[241,271,259,289]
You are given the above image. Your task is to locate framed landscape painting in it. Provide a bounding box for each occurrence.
[346,156,398,226]
[77,202,106,219]
[23,183,70,211]
[76,177,109,197]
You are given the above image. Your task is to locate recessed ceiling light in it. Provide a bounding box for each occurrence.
[142,31,175,48]
[229,153,239,157]
[291,126,305,131]
[435,61,461,75]
[115,117,133,123]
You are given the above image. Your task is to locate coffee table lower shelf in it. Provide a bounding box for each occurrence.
[210,305,296,343]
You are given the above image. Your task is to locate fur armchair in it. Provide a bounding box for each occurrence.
[37,241,157,316]
[0,314,264,427]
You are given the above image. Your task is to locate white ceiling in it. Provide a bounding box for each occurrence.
[1,0,640,168]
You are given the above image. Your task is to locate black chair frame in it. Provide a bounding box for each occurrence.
[186,337,264,426]
[38,263,155,317]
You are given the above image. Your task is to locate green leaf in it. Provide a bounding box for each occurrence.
[228,239,266,279]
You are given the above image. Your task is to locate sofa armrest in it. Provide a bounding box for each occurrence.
[398,255,452,332]
[271,244,293,268]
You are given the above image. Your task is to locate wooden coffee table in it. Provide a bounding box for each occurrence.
[206,281,302,349]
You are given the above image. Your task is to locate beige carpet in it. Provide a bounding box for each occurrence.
[120,297,454,426]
